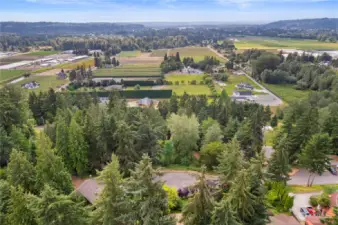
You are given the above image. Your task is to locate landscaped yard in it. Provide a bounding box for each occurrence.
[25,51,60,56]
[235,37,338,51]
[13,75,69,92]
[0,70,29,83]
[118,51,142,57]
[168,47,225,62]
[263,83,310,103]
[215,74,263,95]
[94,64,161,77]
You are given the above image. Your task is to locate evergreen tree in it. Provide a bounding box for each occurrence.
[263,106,272,124]
[55,117,70,170]
[7,150,36,193]
[93,154,129,225]
[36,133,73,194]
[6,186,37,225]
[181,166,214,225]
[223,117,239,142]
[175,52,181,62]
[236,120,255,159]
[125,154,175,225]
[0,180,11,224]
[270,115,278,127]
[203,123,224,145]
[30,185,91,225]
[217,139,245,184]
[164,53,168,61]
[0,126,12,166]
[211,201,243,225]
[68,117,88,175]
[169,94,179,114]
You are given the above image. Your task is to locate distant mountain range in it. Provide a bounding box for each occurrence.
[264,18,338,30]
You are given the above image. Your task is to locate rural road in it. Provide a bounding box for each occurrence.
[208,46,228,61]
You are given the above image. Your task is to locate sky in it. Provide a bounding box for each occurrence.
[0,0,337,23]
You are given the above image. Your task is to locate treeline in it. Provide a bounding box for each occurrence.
[244,50,338,91]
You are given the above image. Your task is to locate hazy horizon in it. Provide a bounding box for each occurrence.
[1,0,338,23]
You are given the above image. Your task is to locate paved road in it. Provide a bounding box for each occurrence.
[288,168,338,185]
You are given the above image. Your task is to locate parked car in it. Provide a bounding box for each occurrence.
[306,207,317,216]
[328,166,337,175]
[300,207,310,217]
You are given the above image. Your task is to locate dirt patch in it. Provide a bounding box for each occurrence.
[118,53,162,65]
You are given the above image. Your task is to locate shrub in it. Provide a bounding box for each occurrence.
[266,182,294,213]
[163,185,182,212]
[134,84,141,90]
[191,80,197,85]
[309,195,319,207]
[319,193,331,208]
[175,81,179,85]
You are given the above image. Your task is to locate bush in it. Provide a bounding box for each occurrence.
[163,185,182,212]
[175,81,180,85]
[266,182,294,213]
[319,193,331,208]
[191,80,197,85]
[134,84,140,90]
[309,195,319,207]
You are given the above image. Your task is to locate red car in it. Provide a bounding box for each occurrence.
[306,207,317,216]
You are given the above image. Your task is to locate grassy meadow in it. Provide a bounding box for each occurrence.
[151,49,168,57]
[168,47,224,62]
[165,74,205,84]
[235,38,338,51]
[165,74,211,96]
[25,51,60,56]
[263,83,310,103]
[118,51,142,57]
[13,75,69,92]
[0,70,29,83]
[94,64,161,77]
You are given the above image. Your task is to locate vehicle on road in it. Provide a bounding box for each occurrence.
[306,207,317,216]
[328,166,337,176]
[300,207,310,217]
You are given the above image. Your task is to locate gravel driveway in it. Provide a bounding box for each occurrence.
[158,172,198,189]
[288,168,338,185]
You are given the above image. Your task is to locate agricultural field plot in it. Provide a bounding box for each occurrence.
[168,47,225,62]
[216,74,263,95]
[165,74,204,84]
[33,58,95,74]
[118,52,163,65]
[235,37,338,51]
[118,51,142,57]
[25,51,60,56]
[12,75,69,92]
[94,64,161,77]
[0,54,42,66]
[263,83,310,103]
[150,49,168,57]
[0,70,29,83]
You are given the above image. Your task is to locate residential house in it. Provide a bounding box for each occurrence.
[76,179,103,204]
[236,82,254,90]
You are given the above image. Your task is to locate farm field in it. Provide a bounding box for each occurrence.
[170,85,211,96]
[0,54,42,66]
[94,64,161,77]
[118,51,142,57]
[25,51,60,56]
[0,70,29,83]
[13,75,69,92]
[165,74,204,84]
[33,58,95,74]
[168,47,225,62]
[151,49,168,57]
[216,74,263,95]
[235,37,338,51]
[263,83,310,103]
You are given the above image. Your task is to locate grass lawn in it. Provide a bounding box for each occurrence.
[170,85,211,96]
[151,49,168,57]
[165,74,204,84]
[168,47,225,62]
[216,75,262,95]
[13,75,69,92]
[288,184,338,193]
[235,37,338,51]
[94,64,161,77]
[118,51,142,57]
[264,130,275,146]
[263,83,310,103]
[25,51,60,56]
[0,70,28,83]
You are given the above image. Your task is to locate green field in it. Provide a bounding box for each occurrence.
[94,64,161,77]
[170,85,211,96]
[263,83,310,103]
[151,49,168,57]
[235,38,338,51]
[25,51,60,56]
[118,51,142,57]
[0,70,28,83]
[165,74,204,84]
[168,47,224,62]
[215,75,262,95]
[13,75,69,92]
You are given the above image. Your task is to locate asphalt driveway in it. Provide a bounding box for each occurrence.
[291,192,321,222]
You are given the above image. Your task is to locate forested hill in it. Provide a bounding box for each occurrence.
[264,18,338,30]
[0,22,145,35]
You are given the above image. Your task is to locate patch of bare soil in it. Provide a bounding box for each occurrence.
[118,53,162,64]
